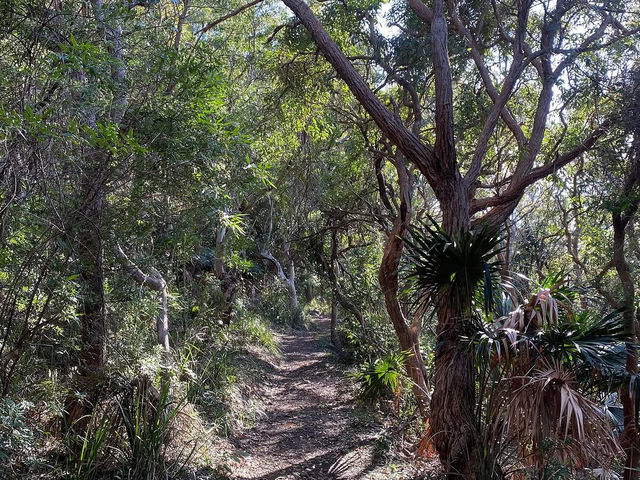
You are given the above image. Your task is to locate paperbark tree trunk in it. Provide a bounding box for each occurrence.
[66,0,132,432]
[75,159,107,378]
[259,249,299,314]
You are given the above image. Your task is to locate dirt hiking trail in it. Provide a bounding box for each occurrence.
[230,316,430,480]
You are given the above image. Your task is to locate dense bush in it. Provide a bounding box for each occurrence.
[0,398,35,465]
[254,283,308,328]
[351,351,407,406]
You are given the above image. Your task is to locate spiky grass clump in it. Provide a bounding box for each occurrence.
[403,220,504,315]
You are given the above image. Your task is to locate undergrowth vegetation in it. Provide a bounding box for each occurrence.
[0,285,286,479]
[2,0,640,478]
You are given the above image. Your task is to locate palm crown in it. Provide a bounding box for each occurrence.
[403,220,635,475]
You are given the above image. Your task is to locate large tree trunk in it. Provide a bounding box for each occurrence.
[76,172,106,377]
[429,3,477,462]
[430,303,476,476]
[425,0,477,468]
[64,154,107,433]
[429,197,477,478]
[379,224,430,418]
[65,0,128,431]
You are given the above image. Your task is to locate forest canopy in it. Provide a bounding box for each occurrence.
[1,0,640,479]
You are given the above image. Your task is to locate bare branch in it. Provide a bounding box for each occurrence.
[197,0,265,35]
[113,239,170,352]
[258,250,288,283]
[448,0,528,151]
[431,0,457,173]
[473,118,614,222]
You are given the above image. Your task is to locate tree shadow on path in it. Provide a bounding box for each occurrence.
[232,316,386,480]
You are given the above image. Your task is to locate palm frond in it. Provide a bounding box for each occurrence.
[466,273,630,474]
[536,311,627,378]
[504,361,620,469]
[402,219,504,315]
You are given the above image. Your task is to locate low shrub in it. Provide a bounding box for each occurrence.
[351,351,408,407]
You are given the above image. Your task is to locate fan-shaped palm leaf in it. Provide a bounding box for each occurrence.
[504,361,620,469]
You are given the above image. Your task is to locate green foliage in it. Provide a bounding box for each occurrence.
[470,277,627,474]
[117,379,188,480]
[339,311,397,363]
[176,304,279,437]
[351,351,407,406]
[228,311,281,356]
[69,407,115,480]
[403,219,504,314]
[0,399,35,464]
[63,379,193,480]
[1,0,638,477]
[255,284,307,328]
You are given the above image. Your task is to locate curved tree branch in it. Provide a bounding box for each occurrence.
[197,0,265,34]
[114,239,170,353]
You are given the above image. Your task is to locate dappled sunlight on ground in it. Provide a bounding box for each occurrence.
[230,316,437,480]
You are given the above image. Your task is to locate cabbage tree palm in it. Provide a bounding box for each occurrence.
[470,284,633,476]
[405,222,632,476]
[403,219,504,475]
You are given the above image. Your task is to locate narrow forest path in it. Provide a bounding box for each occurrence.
[231,315,423,480]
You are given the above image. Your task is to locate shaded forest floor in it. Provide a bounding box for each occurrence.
[227,315,437,480]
